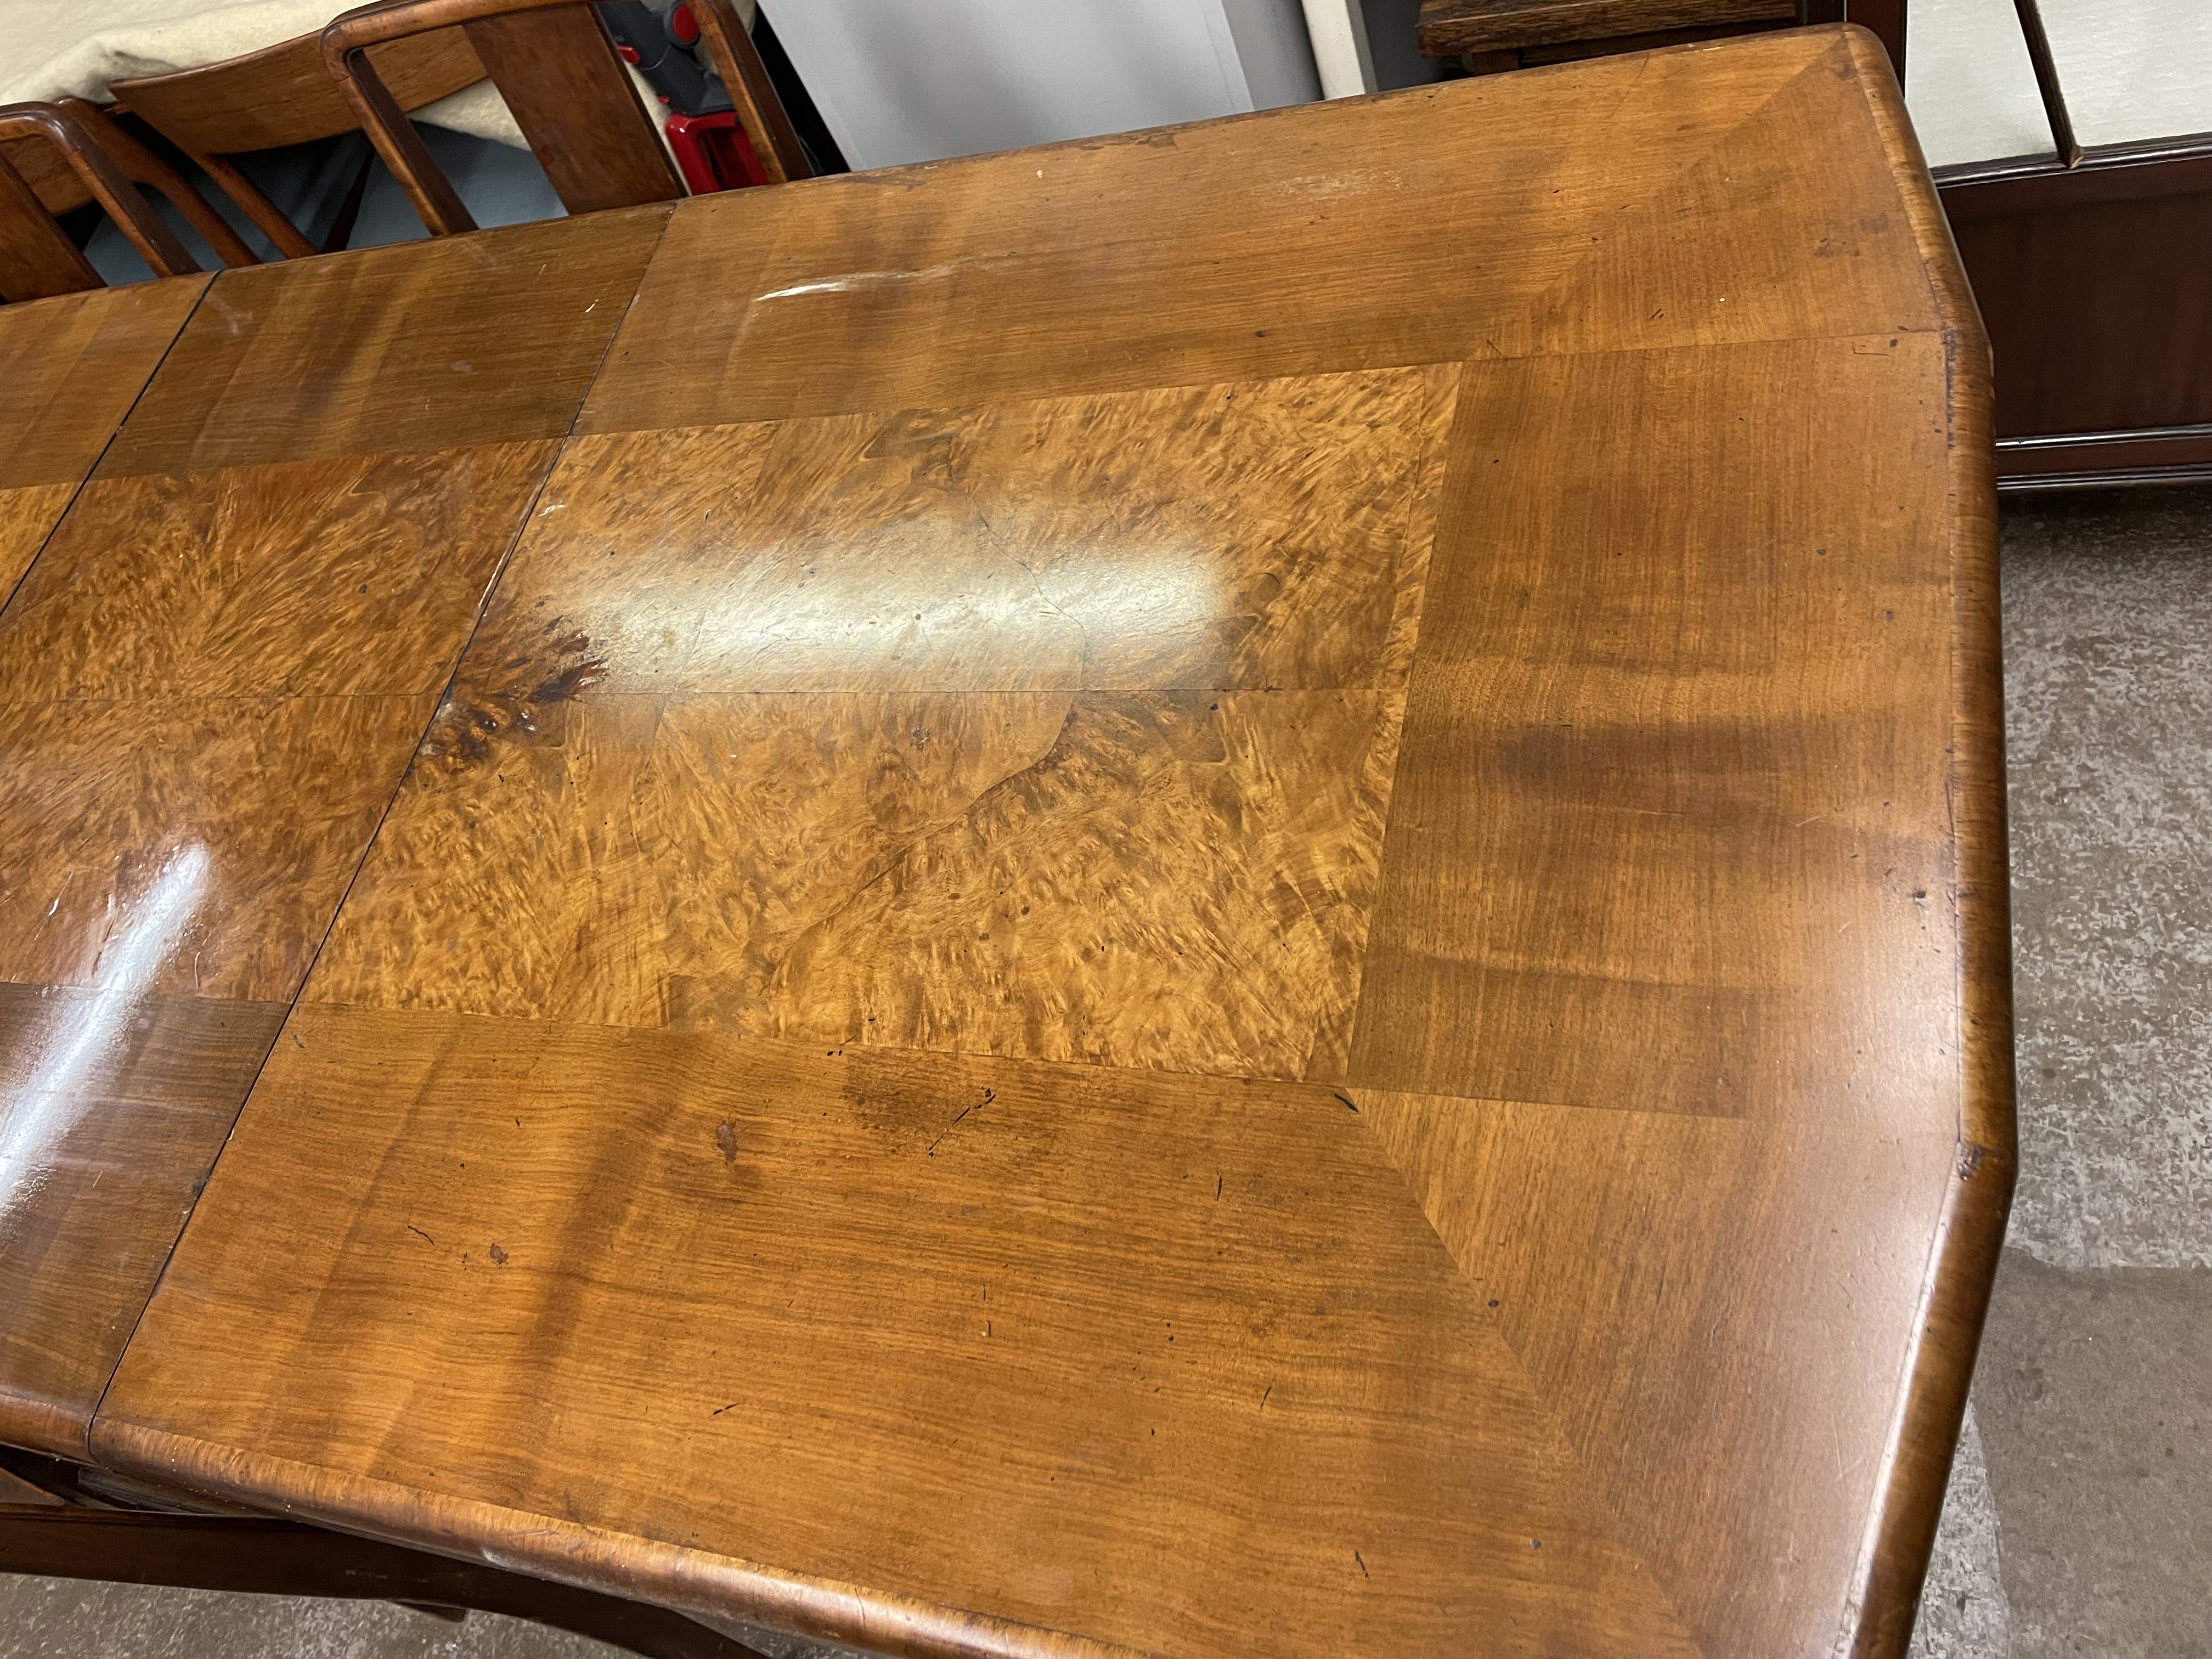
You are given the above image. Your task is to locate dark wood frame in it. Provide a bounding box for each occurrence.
[1938,133,2212,491]
[320,0,809,238]
[1416,2,1904,78]
[109,25,493,260]
[0,1447,780,1659]
[0,100,207,300]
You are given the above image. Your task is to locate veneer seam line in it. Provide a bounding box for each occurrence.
[0,276,213,634]
[82,207,679,1459]
[577,323,1956,446]
[273,1003,1763,1125]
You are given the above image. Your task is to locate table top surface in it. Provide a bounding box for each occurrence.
[0,26,2010,1659]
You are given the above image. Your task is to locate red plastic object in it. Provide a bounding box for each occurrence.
[664,109,769,194]
[668,3,699,45]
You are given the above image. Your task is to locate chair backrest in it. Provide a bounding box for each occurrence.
[112,26,489,259]
[0,146,100,303]
[8,99,260,269]
[111,27,488,159]
[321,0,810,237]
[0,103,201,303]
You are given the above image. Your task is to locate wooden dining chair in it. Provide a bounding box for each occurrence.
[320,0,811,239]
[0,101,212,303]
[2,100,261,274]
[110,26,492,259]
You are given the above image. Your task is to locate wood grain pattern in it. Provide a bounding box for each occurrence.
[462,7,683,216]
[578,31,1912,435]
[0,278,207,492]
[1418,0,1792,55]
[0,986,285,1457]
[1347,332,1958,1121]
[0,211,667,1459]
[0,278,206,591]
[0,695,441,1003]
[87,28,2005,1659]
[312,687,1406,1080]
[111,26,488,157]
[104,1006,1706,1659]
[0,443,556,702]
[481,365,1453,697]
[0,486,78,599]
[1362,1091,1954,1658]
[1839,58,2013,1652]
[0,684,449,1462]
[98,206,669,478]
[306,366,1455,1075]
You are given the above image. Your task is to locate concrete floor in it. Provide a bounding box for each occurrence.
[1911,483,2212,1659]
[4,485,2208,1657]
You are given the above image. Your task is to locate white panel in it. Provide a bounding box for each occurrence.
[1905,0,2050,167]
[2041,0,2212,151]
[1302,0,1379,98]
[1907,0,2212,170]
[1222,0,1324,107]
[759,0,1259,170]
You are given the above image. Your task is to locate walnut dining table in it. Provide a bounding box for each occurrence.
[0,25,2011,1659]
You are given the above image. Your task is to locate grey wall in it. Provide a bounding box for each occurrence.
[1361,0,1449,89]
[760,0,1322,168]
[1221,0,1323,106]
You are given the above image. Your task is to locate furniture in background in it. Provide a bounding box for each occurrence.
[1,98,259,276]
[0,1449,768,1659]
[321,0,808,237]
[111,27,490,258]
[1417,0,1903,78]
[1921,4,2212,492]
[1943,141,2212,490]
[0,100,210,300]
[0,2,521,150]
[1420,0,1795,72]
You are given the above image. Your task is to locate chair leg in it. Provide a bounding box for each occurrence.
[323,148,376,253]
[184,146,318,259]
[0,1506,781,1659]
